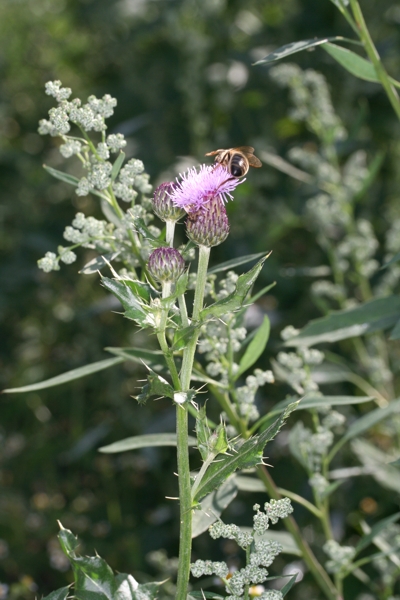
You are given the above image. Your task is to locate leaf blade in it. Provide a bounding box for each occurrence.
[99,433,197,453]
[236,316,270,378]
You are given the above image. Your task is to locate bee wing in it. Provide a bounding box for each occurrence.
[205,149,225,156]
[234,146,255,154]
[247,155,262,168]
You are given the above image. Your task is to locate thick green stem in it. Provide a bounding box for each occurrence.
[350,0,400,121]
[175,244,211,600]
[256,465,341,600]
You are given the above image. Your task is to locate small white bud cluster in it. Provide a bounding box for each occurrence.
[236,369,274,423]
[323,540,355,574]
[253,499,293,533]
[276,349,323,394]
[190,559,229,579]
[215,270,239,300]
[280,325,300,341]
[289,420,337,473]
[309,473,329,497]
[209,521,253,549]
[311,279,345,302]
[38,252,60,273]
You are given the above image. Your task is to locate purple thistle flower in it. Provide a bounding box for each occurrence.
[148,247,185,282]
[169,165,243,214]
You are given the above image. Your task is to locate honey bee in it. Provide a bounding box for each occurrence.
[205,146,262,178]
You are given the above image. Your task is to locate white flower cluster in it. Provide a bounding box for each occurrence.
[192,502,290,599]
[323,539,355,574]
[289,421,335,473]
[276,349,323,394]
[235,369,275,422]
[309,473,329,497]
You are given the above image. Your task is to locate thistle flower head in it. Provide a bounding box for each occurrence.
[186,196,230,247]
[152,182,185,222]
[147,247,185,282]
[170,164,243,214]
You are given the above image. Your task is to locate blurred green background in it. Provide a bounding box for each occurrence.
[1,0,400,598]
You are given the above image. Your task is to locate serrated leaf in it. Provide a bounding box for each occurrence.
[285,295,400,347]
[192,476,238,538]
[236,315,270,378]
[101,277,150,326]
[200,256,267,321]
[253,36,357,65]
[111,152,126,182]
[105,347,167,370]
[135,369,174,404]
[172,325,198,351]
[79,252,120,275]
[123,279,152,303]
[115,574,139,600]
[2,357,124,394]
[99,433,197,453]
[342,398,400,444]
[355,512,400,555]
[130,582,160,600]
[207,252,268,275]
[193,403,297,502]
[42,586,71,600]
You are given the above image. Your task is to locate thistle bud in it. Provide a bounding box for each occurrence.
[147,247,185,282]
[186,196,230,247]
[152,182,185,222]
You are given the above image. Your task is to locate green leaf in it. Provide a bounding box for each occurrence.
[123,279,153,304]
[236,316,270,378]
[382,251,400,270]
[200,256,268,321]
[134,369,175,404]
[271,395,372,418]
[175,271,189,297]
[285,295,400,346]
[2,357,124,394]
[328,0,349,9]
[42,587,71,600]
[235,475,265,492]
[193,403,297,502]
[172,324,198,351]
[355,513,400,555]
[101,277,150,326]
[196,405,212,460]
[192,476,238,538]
[130,216,163,245]
[389,317,400,340]
[342,398,400,444]
[44,165,107,200]
[79,253,120,275]
[129,582,160,600]
[105,347,167,370]
[323,43,379,82]
[114,574,139,600]
[99,433,197,453]
[111,152,126,182]
[207,252,268,275]
[75,592,109,600]
[351,439,400,493]
[188,594,224,599]
[252,36,357,65]
[281,573,298,597]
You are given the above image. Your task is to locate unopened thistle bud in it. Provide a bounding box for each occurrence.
[147,247,185,282]
[152,182,185,222]
[186,196,230,247]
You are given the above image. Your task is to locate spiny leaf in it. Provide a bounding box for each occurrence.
[101,277,150,326]
[79,253,120,275]
[134,369,174,405]
[193,403,297,502]
[200,256,268,321]
[41,587,71,600]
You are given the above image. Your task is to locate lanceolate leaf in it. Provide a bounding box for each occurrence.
[355,513,400,555]
[99,433,197,453]
[285,295,400,347]
[351,439,400,493]
[3,357,124,394]
[111,152,126,181]
[193,403,297,502]
[200,256,268,321]
[105,347,167,370]
[342,398,400,444]
[44,165,107,199]
[252,36,357,65]
[281,573,298,597]
[389,317,400,340]
[322,43,379,82]
[207,252,267,275]
[236,315,270,378]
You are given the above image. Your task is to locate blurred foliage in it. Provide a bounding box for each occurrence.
[2,0,400,598]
